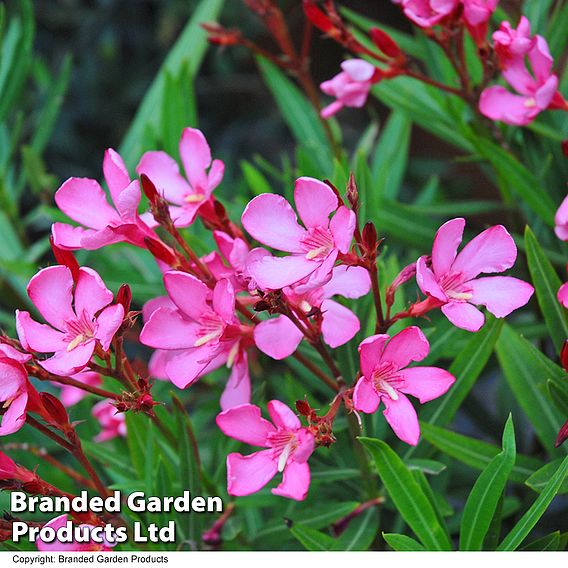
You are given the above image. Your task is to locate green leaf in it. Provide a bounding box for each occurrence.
[406,458,447,475]
[525,226,568,352]
[521,531,561,551]
[383,533,426,551]
[360,437,452,550]
[420,422,542,484]
[495,324,565,455]
[119,0,224,168]
[498,455,568,550]
[459,416,516,550]
[525,458,568,495]
[333,509,378,551]
[289,524,335,551]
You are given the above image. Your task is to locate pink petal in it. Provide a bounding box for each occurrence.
[330,206,356,254]
[321,299,360,348]
[358,334,389,378]
[267,400,301,430]
[103,148,130,204]
[530,36,554,83]
[441,301,485,332]
[399,366,456,403]
[164,347,212,389]
[320,100,344,118]
[27,266,75,330]
[452,225,517,281]
[479,86,535,126]
[206,159,225,195]
[416,256,447,301]
[59,371,101,407]
[0,359,26,401]
[55,178,120,229]
[253,316,303,360]
[0,391,27,436]
[559,282,568,309]
[294,429,315,463]
[382,393,420,446]
[74,267,113,319]
[163,271,210,321]
[220,353,251,410]
[272,461,311,501]
[114,180,142,220]
[554,195,568,232]
[247,254,318,290]
[321,265,370,299]
[226,450,278,496]
[241,194,305,253]
[51,223,95,250]
[142,296,175,323]
[341,59,376,82]
[381,326,430,370]
[95,304,125,351]
[293,177,338,229]
[353,377,381,414]
[136,151,190,205]
[79,226,125,250]
[469,276,534,317]
[15,311,67,353]
[212,279,235,323]
[0,345,31,364]
[40,341,95,376]
[140,307,199,349]
[431,218,465,277]
[179,128,211,191]
[216,404,276,446]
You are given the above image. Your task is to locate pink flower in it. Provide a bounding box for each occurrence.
[559,282,568,309]
[136,128,224,227]
[416,218,534,332]
[216,401,315,500]
[0,345,33,436]
[52,149,156,250]
[16,266,124,376]
[353,327,455,445]
[54,371,102,407]
[480,19,566,125]
[254,265,371,359]
[555,195,568,241]
[140,273,251,408]
[241,178,356,289]
[399,0,459,28]
[36,514,113,551]
[320,59,377,118]
[92,400,126,443]
[462,0,499,44]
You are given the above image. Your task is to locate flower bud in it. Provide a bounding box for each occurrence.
[116,284,132,313]
[369,27,401,58]
[144,237,179,268]
[562,140,568,158]
[39,392,70,428]
[555,418,568,447]
[561,340,568,373]
[303,1,334,34]
[362,222,378,252]
[50,237,80,283]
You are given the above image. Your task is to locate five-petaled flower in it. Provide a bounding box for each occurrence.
[242,177,356,290]
[416,218,534,332]
[396,0,459,28]
[353,327,455,445]
[320,59,378,118]
[136,128,224,227]
[216,401,315,500]
[16,266,124,376]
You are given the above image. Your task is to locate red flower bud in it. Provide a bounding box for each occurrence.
[555,418,568,447]
[116,284,132,313]
[39,392,70,427]
[362,222,378,252]
[50,237,80,283]
[561,340,568,373]
[295,399,312,416]
[140,174,159,206]
[144,237,179,267]
[369,27,401,58]
[303,2,334,34]
[562,140,568,158]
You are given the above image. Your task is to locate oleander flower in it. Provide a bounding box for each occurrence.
[320,59,377,118]
[462,0,499,44]
[353,327,455,445]
[555,195,568,241]
[397,0,459,28]
[16,266,124,376]
[136,128,224,227]
[558,282,568,309]
[140,272,251,408]
[36,515,113,552]
[242,177,355,289]
[254,265,371,359]
[52,148,156,250]
[216,401,315,500]
[416,218,534,331]
[92,400,126,442]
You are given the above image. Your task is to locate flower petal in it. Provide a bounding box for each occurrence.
[293,177,338,228]
[399,366,456,404]
[416,256,447,301]
[15,311,67,353]
[441,301,485,332]
[163,271,210,321]
[179,128,211,191]
[212,279,235,323]
[358,334,389,378]
[103,148,130,204]
[382,326,430,370]
[253,316,303,360]
[0,359,26,401]
[220,353,251,411]
[353,377,381,414]
[74,268,113,319]
[469,276,534,318]
[95,304,124,351]
[341,59,376,81]
[241,194,305,253]
[431,218,465,277]
[27,266,75,330]
[330,206,356,253]
[272,461,311,501]
[226,450,278,496]
[40,341,95,376]
[164,347,211,388]
[136,151,190,205]
[321,265,370,299]
[51,223,95,250]
[559,282,568,309]
[0,391,28,436]
[247,254,318,290]
[267,400,301,430]
[140,307,199,350]
[216,403,276,446]
[321,299,360,348]
[382,393,420,446]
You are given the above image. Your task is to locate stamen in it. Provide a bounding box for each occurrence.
[185,194,205,203]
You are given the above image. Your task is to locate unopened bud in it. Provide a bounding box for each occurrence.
[295,399,312,416]
[562,140,568,158]
[362,222,378,252]
[369,27,401,58]
[144,237,179,267]
[303,2,334,34]
[39,392,69,427]
[50,237,80,283]
[561,340,568,373]
[555,418,568,447]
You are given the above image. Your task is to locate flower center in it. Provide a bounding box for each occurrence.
[194,312,225,347]
[64,312,97,351]
[184,193,205,204]
[524,97,537,108]
[371,362,405,401]
[267,430,298,472]
[439,271,472,301]
[300,226,334,260]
